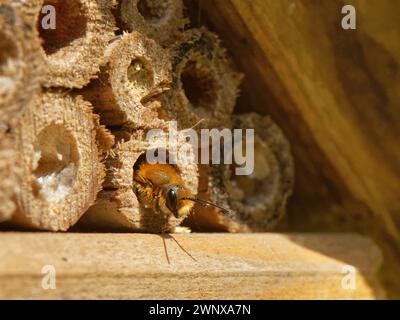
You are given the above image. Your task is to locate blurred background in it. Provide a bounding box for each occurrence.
[186,0,400,298]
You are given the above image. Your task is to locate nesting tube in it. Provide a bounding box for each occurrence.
[184,164,248,232]
[120,0,185,46]
[160,28,242,131]
[80,31,170,127]
[226,113,294,230]
[80,127,199,233]
[0,133,18,222]
[12,91,113,231]
[0,2,43,131]
[15,0,116,88]
[185,113,294,232]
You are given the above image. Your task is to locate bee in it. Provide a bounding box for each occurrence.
[132,154,230,223]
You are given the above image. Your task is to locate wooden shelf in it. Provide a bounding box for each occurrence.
[0,232,384,299]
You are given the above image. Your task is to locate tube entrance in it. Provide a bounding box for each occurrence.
[32,123,79,203]
[38,0,88,55]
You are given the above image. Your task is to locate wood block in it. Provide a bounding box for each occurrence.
[159,28,243,130]
[119,0,186,46]
[79,31,170,127]
[0,232,384,299]
[185,113,295,232]
[11,92,113,231]
[79,128,199,233]
[0,1,43,131]
[15,0,116,88]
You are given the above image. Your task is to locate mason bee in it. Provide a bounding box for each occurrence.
[133,154,230,222]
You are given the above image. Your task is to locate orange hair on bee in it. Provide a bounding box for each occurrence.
[133,156,231,220]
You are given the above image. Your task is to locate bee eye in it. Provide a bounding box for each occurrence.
[166,187,178,215]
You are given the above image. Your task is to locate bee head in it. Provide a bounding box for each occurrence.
[164,185,193,219]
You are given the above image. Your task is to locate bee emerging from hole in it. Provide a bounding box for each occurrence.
[132,153,230,223]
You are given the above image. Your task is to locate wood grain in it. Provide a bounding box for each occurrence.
[15,0,116,88]
[0,1,42,131]
[11,92,110,231]
[0,133,17,221]
[0,232,384,299]
[193,0,400,298]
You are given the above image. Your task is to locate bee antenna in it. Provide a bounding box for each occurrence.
[182,197,232,216]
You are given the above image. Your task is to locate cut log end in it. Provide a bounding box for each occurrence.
[17,0,116,88]
[185,113,294,232]
[120,0,186,46]
[13,92,109,231]
[184,164,249,232]
[80,31,170,127]
[162,28,243,130]
[80,128,199,233]
[226,113,294,231]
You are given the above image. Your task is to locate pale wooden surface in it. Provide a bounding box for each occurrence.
[11,92,109,231]
[0,232,384,299]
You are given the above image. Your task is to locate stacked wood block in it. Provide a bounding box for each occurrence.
[0,0,394,300]
[158,28,243,130]
[80,31,171,128]
[120,0,186,46]
[0,0,115,230]
[79,128,199,233]
[13,92,113,230]
[0,0,295,233]
[76,1,292,233]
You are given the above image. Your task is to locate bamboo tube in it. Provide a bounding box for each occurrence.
[11,91,114,231]
[160,28,242,130]
[0,1,42,131]
[185,113,294,232]
[0,132,18,222]
[15,0,116,88]
[80,31,170,127]
[79,127,199,233]
[120,0,186,46]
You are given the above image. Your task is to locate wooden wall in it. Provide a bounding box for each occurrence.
[190,0,400,298]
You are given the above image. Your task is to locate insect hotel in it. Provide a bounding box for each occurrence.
[0,0,399,300]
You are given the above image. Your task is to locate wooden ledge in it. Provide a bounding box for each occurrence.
[0,232,384,299]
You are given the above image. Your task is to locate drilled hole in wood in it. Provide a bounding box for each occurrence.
[32,123,79,203]
[127,58,154,90]
[181,60,218,111]
[38,0,88,56]
[137,0,170,23]
[227,137,276,206]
